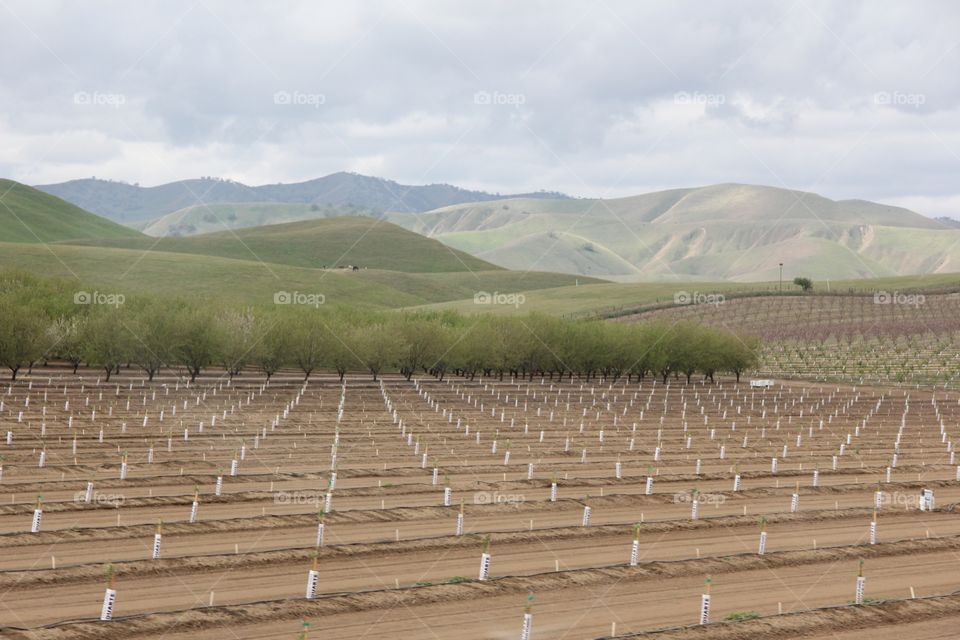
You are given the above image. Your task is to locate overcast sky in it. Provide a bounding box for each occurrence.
[2,1,959,216]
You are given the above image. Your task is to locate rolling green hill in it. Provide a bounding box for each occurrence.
[137,202,379,236]
[65,216,500,273]
[0,179,145,243]
[389,183,956,282]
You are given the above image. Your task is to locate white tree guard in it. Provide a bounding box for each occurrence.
[699,594,711,624]
[630,539,639,566]
[100,588,117,620]
[31,509,42,533]
[305,569,320,599]
[478,552,492,580]
[520,612,533,640]
[152,533,162,559]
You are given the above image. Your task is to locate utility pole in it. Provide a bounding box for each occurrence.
[779,262,783,292]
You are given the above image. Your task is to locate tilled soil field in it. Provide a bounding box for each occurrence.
[0,367,958,639]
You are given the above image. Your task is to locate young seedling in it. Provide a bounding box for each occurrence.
[100,563,117,620]
[297,621,311,640]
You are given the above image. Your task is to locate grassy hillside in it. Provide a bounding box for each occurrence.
[64,216,500,273]
[411,272,960,317]
[0,241,594,307]
[389,183,955,282]
[138,202,379,236]
[0,179,145,243]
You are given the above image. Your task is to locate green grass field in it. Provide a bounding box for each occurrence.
[137,201,379,236]
[411,272,960,317]
[0,241,594,308]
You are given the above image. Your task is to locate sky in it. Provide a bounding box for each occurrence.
[2,0,960,216]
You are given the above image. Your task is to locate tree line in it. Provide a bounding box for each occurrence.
[0,270,759,383]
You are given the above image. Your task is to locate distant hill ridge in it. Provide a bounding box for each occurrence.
[35,172,570,223]
[387,182,956,282]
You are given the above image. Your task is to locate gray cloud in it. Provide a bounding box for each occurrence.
[2,0,960,216]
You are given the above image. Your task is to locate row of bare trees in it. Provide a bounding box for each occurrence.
[0,270,759,383]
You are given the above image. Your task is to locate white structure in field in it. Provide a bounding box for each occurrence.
[750,379,775,388]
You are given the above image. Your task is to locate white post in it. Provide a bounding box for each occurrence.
[645,477,654,495]
[790,493,799,513]
[190,499,199,523]
[230,459,238,476]
[316,522,325,547]
[215,476,223,496]
[758,530,767,555]
[550,483,557,502]
[733,474,741,492]
[443,487,452,507]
